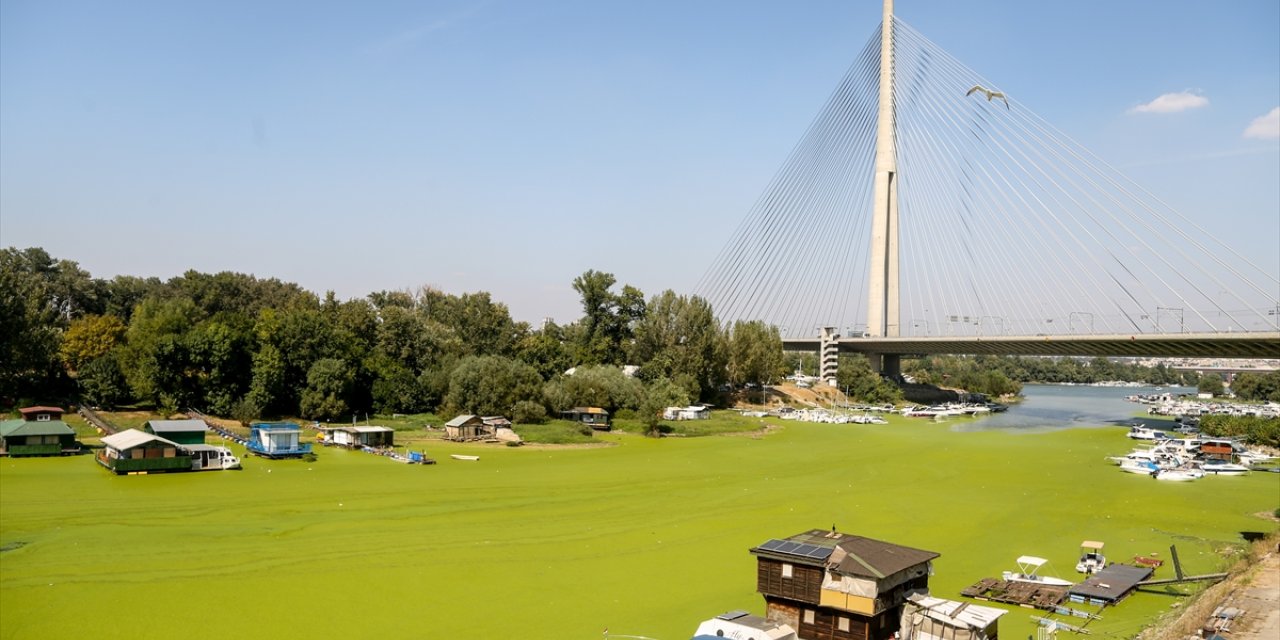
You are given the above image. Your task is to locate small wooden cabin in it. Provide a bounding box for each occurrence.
[750,529,940,640]
[0,406,79,457]
[144,419,209,445]
[444,415,491,441]
[560,407,611,431]
[97,429,192,474]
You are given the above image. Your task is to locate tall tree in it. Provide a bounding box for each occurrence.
[630,290,726,400]
[570,270,645,365]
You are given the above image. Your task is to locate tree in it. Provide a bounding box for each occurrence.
[60,314,127,372]
[77,354,129,408]
[726,320,787,388]
[300,358,354,421]
[118,297,201,405]
[543,365,644,414]
[443,355,543,417]
[638,377,690,437]
[836,356,903,404]
[1197,373,1224,397]
[629,290,726,401]
[570,270,645,365]
[1230,371,1280,402]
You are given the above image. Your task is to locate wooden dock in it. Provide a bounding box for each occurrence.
[961,578,1069,610]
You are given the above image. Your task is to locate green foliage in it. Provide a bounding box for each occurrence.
[638,376,691,436]
[300,358,355,421]
[1199,415,1280,448]
[76,353,129,408]
[543,365,643,414]
[630,290,726,401]
[230,395,263,427]
[1198,373,1225,397]
[443,355,543,417]
[726,320,787,386]
[1230,371,1280,402]
[511,400,547,424]
[60,314,127,372]
[570,270,645,365]
[835,356,904,404]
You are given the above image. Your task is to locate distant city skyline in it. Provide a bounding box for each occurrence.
[3,0,1277,325]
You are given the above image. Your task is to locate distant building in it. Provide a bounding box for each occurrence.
[144,419,210,445]
[0,406,79,457]
[444,415,491,441]
[663,405,711,421]
[560,407,611,431]
[750,529,939,640]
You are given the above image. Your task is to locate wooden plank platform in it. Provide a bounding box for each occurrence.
[961,578,1069,610]
[1068,564,1154,604]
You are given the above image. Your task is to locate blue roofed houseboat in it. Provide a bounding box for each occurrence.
[245,422,312,459]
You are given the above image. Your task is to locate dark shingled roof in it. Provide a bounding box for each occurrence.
[752,529,940,579]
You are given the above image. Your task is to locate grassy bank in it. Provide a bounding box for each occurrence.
[2,415,1277,640]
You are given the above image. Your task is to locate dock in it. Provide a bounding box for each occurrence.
[961,578,1069,610]
[1067,564,1154,605]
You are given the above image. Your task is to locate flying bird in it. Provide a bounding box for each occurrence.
[966,85,1009,108]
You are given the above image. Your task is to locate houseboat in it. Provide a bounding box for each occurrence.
[0,406,80,457]
[245,422,312,459]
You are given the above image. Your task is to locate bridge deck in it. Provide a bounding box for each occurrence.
[782,332,1280,359]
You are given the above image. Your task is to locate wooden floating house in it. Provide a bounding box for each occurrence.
[560,406,611,430]
[750,529,940,640]
[144,419,210,445]
[0,406,80,457]
[245,422,312,458]
[97,429,240,474]
[321,425,395,448]
[444,415,489,441]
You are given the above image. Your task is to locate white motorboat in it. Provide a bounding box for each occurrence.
[1154,468,1202,481]
[450,454,479,461]
[1198,460,1249,476]
[1119,459,1159,474]
[1075,541,1107,574]
[1126,424,1167,440]
[1002,556,1073,586]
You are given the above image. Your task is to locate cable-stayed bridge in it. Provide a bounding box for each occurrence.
[696,0,1280,377]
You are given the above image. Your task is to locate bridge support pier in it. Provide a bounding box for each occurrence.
[868,353,901,380]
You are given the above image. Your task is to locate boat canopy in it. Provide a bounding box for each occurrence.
[1081,541,1105,550]
[1015,556,1048,567]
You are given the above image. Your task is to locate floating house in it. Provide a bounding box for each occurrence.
[560,407,611,430]
[0,406,79,457]
[444,415,491,441]
[899,594,1006,640]
[750,529,940,640]
[322,425,395,448]
[98,429,192,474]
[693,610,798,640]
[245,422,312,458]
[144,419,209,445]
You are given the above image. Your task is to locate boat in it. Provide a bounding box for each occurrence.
[1118,459,1160,474]
[186,444,242,471]
[1197,460,1249,476]
[1126,424,1167,440]
[1075,541,1106,574]
[1002,556,1073,586]
[1153,468,1202,481]
[450,454,479,461]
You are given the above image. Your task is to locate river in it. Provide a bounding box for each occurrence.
[953,383,1195,431]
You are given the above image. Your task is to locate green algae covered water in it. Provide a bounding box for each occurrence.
[2,388,1276,640]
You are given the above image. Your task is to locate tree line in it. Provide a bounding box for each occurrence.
[3,248,807,432]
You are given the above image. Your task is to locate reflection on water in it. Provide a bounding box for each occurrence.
[952,384,1195,432]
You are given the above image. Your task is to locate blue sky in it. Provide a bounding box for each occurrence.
[2,0,1277,325]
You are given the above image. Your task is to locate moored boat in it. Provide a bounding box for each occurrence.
[1002,556,1073,586]
[450,454,479,461]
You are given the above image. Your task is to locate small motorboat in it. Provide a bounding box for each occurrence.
[1002,556,1073,586]
[450,454,479,461]
[1198,460,1249,476]
[1075,541,1106,574]
[1154,468,1202,481]
[1126,424,1167,440]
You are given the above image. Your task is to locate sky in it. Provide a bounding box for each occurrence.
[2,0,1277,326]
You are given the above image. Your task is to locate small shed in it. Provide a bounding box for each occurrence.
[560,407,611,431]
[444,415,491,441]
[325,426,395,448]
[899,593,1007,640]
[97,429,191,474]
[1,406,78,457]
[144,419,209,445]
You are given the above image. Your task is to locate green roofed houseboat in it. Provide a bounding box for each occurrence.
[97,429,192,474]
[0,406,80,457]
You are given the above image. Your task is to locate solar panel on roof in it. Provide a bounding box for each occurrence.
[805,546,832,559]
[778,541,802,553]
[758,539,788,552]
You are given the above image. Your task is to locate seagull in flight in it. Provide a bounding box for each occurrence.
[966,85,1009,108]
